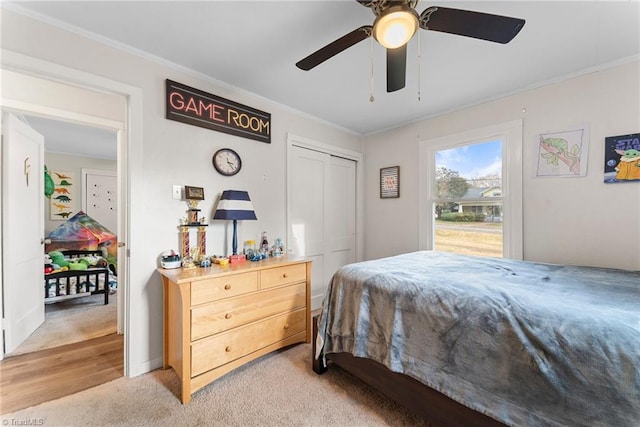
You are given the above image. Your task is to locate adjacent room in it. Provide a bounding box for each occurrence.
[11,116,119,357]
[1,1,638,426]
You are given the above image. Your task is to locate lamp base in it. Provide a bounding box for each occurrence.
[228,254,246,264]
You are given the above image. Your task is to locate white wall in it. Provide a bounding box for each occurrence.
[1,9,362,374]
[44,152,116,234]
[364,61,640,271]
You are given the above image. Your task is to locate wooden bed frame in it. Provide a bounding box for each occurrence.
[44,250,110,305]
[312,315,506,427]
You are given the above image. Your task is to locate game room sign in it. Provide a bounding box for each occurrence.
[166,79,271,143]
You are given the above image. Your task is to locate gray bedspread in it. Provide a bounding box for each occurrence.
[316,251,640,427]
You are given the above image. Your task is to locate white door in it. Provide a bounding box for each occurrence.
[83,169,117,233]
[289,146,328,309]
[326,156,356,279]
[1,113,45,355]
[288,145,356,309]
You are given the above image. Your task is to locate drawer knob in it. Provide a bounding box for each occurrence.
[225,313,232,319]
[224,284,231,290]
[225,346,232,352]
[284,324,289,330]
[282,273,288,278]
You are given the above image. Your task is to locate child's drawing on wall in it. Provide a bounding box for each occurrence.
[604,133,640,183]
[536,127,589,177]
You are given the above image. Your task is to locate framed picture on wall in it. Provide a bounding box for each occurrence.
[380,166,400,199]
[185,186,204,200]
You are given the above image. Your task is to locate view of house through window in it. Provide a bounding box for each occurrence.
[434,139,503,258]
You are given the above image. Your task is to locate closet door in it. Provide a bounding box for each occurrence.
[83,169,117,233]
[326,156,356,286]
[288,145,356,309]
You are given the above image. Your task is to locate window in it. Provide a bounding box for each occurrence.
[418,120,523,259]
[434,140,503,258]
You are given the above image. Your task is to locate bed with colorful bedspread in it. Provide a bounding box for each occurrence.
[314,251,640,427]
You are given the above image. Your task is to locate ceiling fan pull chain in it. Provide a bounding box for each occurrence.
[370,37,375,102]
[417,30,421,102]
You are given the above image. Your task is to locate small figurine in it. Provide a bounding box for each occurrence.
[190,246,201,263]
[212,255,229,266]
[261,231,269,252]
[182,256,196,269]
[273,237,284,257]
[250,252,267,262]
[244,240,256,259]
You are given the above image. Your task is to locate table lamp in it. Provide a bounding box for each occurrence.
[213,190,257,264]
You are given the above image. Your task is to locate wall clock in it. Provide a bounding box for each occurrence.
[212,148,241,176]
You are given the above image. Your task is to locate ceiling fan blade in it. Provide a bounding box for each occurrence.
[296,25,373,71]
[419,6,525,44]
[387,44,407,92]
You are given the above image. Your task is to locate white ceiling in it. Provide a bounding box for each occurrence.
[7,1,640,140]
[25,115,117,160]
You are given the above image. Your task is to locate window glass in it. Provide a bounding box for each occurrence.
[434,140,503,258]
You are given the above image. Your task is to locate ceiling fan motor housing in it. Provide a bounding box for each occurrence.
[372,5,419,49]
[362,0,419,17]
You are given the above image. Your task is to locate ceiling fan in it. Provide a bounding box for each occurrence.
[296,0,525,92]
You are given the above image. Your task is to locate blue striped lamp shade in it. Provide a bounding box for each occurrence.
[213,190,257,220]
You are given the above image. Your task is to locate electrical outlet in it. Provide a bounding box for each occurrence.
[172,185,182,200]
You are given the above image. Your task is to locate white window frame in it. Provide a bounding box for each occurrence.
[418,120,523,259]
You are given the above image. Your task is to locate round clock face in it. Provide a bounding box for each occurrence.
[212,148,241,176]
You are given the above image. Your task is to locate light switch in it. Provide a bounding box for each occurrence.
[172,185,182,200]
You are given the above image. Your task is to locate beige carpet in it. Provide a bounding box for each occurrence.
[7,292,117,357]
[1,342,429,426]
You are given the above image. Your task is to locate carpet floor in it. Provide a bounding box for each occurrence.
[7,292,117,357]
[1,342,429,426]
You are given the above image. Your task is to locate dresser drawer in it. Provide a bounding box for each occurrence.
[260,263,307,289]
[191,282,306,340]
[191,308,306,377]
[191,271,258,305]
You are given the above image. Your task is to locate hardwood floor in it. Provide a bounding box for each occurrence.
[0,333,123,414]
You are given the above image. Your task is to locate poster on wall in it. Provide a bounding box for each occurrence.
[603,133,640,183]
[536,126,589,177]
[380,166,400,198]
[50,171,76,220]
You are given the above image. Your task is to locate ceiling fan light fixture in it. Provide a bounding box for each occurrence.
[373,7,418,49]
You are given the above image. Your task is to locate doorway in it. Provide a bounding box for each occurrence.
[0,63,131,380]
[5,115,119,357]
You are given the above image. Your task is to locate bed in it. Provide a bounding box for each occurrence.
[313,251,640,427]
[44,250,111,304]
[46,211,118,275]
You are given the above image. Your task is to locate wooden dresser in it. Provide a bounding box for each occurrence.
[158,256,311,403]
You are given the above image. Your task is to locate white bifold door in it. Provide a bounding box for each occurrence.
[288,145,356,309]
